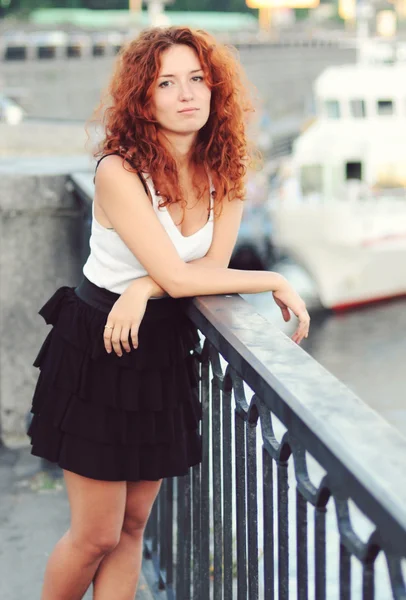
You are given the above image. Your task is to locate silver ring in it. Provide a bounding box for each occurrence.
[104,325,113,330]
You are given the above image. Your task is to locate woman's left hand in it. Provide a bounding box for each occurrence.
[103,282,150,356]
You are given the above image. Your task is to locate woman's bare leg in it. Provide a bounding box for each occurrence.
[92,479,162,600]
[40,470,127,600]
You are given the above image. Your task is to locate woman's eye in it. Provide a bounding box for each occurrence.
[159,76,203,88]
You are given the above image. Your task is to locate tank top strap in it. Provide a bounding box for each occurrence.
[208,172,215,216]
[93,152,121,183]
[139,173,159,207]
[93,153,151,201]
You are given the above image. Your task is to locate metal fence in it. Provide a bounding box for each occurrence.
[68,171,406,599]
[143,294,406,599]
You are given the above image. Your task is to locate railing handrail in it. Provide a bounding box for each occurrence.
[186,295,406,553]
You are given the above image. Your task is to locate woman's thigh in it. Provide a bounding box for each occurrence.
[63,469,127,552]
[123,479,162,534]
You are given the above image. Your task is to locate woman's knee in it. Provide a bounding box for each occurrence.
[70,528,121,558]
[63,470,127,558]
[122,479,162,538]
[122,512,149,538]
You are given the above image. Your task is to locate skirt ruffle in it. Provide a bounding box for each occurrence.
[27,285,202,481]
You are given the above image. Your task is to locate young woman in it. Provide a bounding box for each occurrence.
[28,26,310,600]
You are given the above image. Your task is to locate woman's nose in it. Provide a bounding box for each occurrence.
[179,84,193,101]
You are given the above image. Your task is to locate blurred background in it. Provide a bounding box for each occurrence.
[2,0,405,436]
[0,0,406,437]
[1,2,406,598]
[1,0,405,439]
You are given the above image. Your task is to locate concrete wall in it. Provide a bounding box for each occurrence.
[0,161,89,444]
[2,45,356,122]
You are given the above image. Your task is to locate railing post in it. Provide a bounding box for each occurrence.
[277,459,289,600]
[212,374,223,600]
[263,447,275,600]
[223,372,233,600]
[200,351,210,598]
[314,506,327,600]
[296,490,308,600]
[235,411,248,598]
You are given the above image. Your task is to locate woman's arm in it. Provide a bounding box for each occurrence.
[96,155,283,299]
[99,156,309,351]
[125,256,232,299]
[123,194,245,299]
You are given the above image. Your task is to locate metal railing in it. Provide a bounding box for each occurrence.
[68,171,406,598]
[143,294,406,599]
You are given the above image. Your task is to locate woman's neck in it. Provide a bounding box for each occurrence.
[159,131,196,171]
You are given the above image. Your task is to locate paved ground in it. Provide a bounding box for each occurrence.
[0,444,155,600]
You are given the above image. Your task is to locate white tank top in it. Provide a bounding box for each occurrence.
[83,172,215,294]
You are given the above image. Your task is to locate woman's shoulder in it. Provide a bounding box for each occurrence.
[94,153,152,203]
[95,153,131,177]
[95,154,141,186]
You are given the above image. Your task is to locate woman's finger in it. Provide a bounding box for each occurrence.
[103,322,114,354]
[120,325,131,353]
[297,317,310,339]
[292,309,310,344]
[111,324,123,357]
[273,293,291,322]
[130,322,139,349]
[281,306,291,322]
[293,329,305,344]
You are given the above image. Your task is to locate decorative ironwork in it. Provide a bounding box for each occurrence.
[143,294,406,599]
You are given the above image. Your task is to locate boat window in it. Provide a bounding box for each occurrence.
[350,99,366,118]
[325,100,340,119]
[377,99,394,115]
[346,162,362,180]
[301,165,323,195]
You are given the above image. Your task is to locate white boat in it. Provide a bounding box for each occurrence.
[269,44,406,310]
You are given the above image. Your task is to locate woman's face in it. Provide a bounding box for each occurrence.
[152,44,211,136]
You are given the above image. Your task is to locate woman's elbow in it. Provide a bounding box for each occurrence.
[163,268,187,298]
[166,285,183,299]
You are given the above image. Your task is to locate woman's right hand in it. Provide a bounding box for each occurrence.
[103,280,151,356]
[272,278,310,344]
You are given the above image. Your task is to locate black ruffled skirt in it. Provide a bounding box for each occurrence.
[27,276,202,482]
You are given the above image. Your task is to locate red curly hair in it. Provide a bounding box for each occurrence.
[89,26,258,208]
